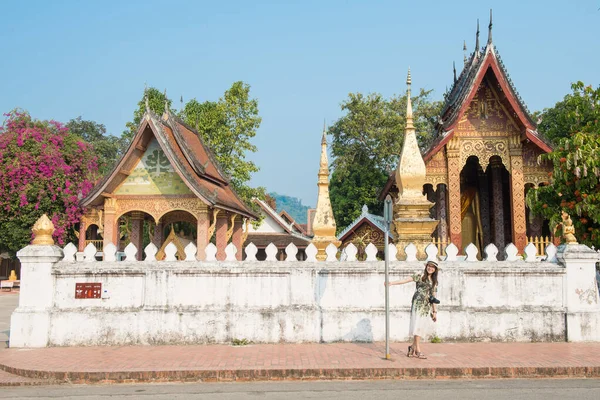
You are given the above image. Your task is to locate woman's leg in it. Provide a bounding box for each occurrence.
[413,335,420,353]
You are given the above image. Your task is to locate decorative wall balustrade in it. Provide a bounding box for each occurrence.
[64,239,560,264]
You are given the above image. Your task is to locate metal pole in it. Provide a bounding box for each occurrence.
[384,195,392,360]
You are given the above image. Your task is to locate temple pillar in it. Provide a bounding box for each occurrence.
[152,222,163,248]
[446,141,462,250]
[509,147,527,252]
[232,216,243,261]
[102,198,118,253]
[78,218,86,252]
[196,210,209,261]
[215,211,228,261]
[490,158,505,255]
[130,211,144,261]
[478,171,491,247]
[436,184,448,240]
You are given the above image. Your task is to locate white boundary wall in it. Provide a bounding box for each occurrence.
[9,241,600,347]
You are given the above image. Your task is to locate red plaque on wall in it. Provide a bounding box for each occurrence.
[75,283,101,299]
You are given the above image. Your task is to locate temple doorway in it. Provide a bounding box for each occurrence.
[459,155,512,258]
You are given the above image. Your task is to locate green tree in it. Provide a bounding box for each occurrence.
[526,82,600,247]
[329,89,443,230]
[329,153,388,231]
[66,117,125,176]
[537,82,600,144]
[0,111,97,254]
[179,81,265,204]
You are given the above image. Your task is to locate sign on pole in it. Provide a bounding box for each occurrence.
[383,194,393,360]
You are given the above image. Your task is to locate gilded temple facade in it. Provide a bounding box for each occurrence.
[380,16,553,254]
[78,102,256,261]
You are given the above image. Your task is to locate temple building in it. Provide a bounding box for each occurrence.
[244,198,312,260]
[337,205,391,260]
[380,13,553,254]
[78,99,256,261]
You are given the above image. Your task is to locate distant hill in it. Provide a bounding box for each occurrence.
[269,193,311,224]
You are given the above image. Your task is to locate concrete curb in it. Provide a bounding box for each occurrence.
[2,364,600,385]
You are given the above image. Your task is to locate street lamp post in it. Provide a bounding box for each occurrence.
[383,194,393,360]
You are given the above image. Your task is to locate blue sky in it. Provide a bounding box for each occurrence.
[1,0,599,208]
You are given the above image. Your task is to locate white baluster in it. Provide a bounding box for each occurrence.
[63,243,77,262]
[445,243,458,261]
[404,243,418,262]
[205,243,217,261]
[285,243,298,261]
[425,243,438,262]
[265,243,278,261]
[244,242,258,261]
[504,243,519,262]
[325,243,338,262]
[305,243,318,262]
[483,243,498,261]
[464,243,478,262]
[144,243,158,262]
[344,243,358,262]
[523,243,537,262]
[184,243,197,262]
[545,243,558,263]
[164,242,178,261]
[365,243,378,261]
[103,243,117,262]
[84,242,97,262]
[225,243,238,261]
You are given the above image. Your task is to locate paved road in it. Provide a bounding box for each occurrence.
[1,379,600,399]
[0,292,18,348]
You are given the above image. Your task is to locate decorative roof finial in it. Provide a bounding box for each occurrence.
[322,119,327,145]
[406,68,414,130]
[488,9,493,44]
[463,40,467,65]
[453,61,457,83]
[475,19,480,54]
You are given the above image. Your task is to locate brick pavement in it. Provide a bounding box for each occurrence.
[1,342,600,384]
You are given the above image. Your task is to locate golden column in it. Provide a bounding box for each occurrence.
[311,124,341,260]
[509,135,527,252]
[393,69,439,260]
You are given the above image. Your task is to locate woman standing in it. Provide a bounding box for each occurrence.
[386,261,439,359]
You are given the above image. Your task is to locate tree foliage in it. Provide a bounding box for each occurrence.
[179,81,265,204]
[537,81,600,144]
[0,111,98,254]
[329,153,388,231]
[329,89,442,177]
[527,82,600,247]
[329,89,443,230]
[66,117,125,175]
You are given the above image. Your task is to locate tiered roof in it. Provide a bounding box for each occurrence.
[424,15,552,161]
[246,199,312,248]
[81,107,256,219]
[337,205,391,243]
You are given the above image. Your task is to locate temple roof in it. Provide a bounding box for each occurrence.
[252,199,311,238]
[423,35,552,161]
[81,109,256,219]
[245,199,312,248]
[337,205,391,243]
[279,209,308,236]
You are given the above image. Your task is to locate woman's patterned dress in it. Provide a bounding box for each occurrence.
[408,274,437,338]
